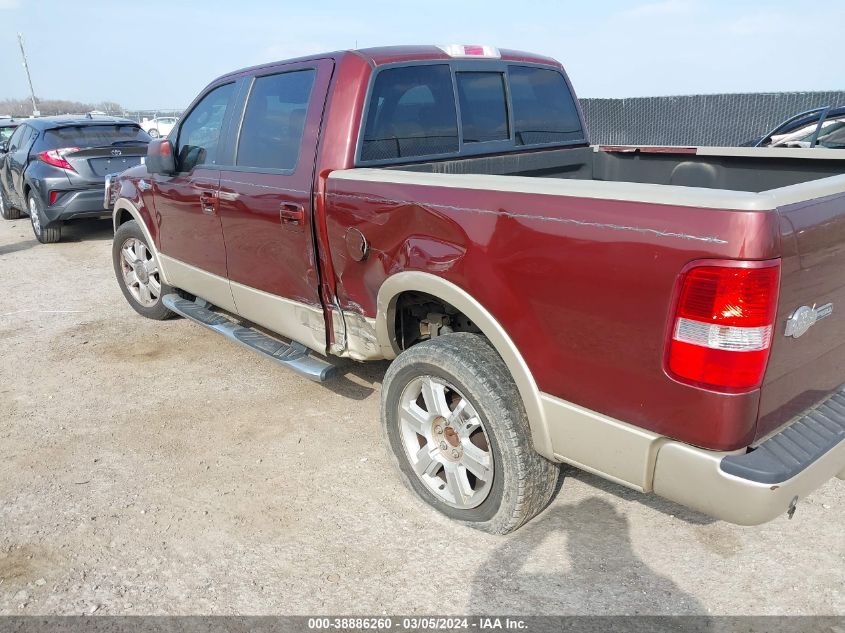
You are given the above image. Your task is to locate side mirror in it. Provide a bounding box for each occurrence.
[146,139,176,175]
[0,141,8,154]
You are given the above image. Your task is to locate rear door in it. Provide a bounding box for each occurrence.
[154,82,238,310]
[8,125,35,204]
[216,59,333,347]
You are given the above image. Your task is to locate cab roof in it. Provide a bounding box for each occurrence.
[218,45,560,82]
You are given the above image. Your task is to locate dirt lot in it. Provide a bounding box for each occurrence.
[0,217,843,616]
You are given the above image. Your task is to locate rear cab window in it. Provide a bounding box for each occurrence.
[42,124,149,149]
[358,61,585,165]
[361,65,458,162]
[456,72,509,142]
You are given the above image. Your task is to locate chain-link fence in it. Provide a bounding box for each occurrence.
[580,91,845,146]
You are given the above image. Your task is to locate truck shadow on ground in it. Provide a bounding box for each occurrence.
[322,358,390,401]
[467,497,709,620]
[563,466,716,526]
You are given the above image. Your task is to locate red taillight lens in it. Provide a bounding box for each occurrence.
[37,147,79,172]
[48,190,60,206]
[668,261,780,390]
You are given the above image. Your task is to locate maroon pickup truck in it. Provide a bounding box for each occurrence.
[106,45,845,534]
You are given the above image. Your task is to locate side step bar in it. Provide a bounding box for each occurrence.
[162,294,337,382]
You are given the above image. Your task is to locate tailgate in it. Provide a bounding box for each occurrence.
[64,145,146,183]
[758,190,845,440]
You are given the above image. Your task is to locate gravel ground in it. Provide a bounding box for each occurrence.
[0,217,843,616]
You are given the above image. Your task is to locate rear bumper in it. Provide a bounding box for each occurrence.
[653,435,845,525]
[654,387,845,525]
[543,389,844,525]
[43,188,111,226]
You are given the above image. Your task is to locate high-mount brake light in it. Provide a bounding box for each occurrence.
[437,44,500,59]
[667,261,780,390]
[37,147,79,172]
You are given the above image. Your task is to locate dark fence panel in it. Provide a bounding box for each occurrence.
[580,92,845,146]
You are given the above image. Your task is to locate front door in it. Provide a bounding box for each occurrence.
[154,81,237,311]
[217,60,333,348]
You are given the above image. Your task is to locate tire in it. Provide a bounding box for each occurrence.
[381,332,559,534]
[149,128,160,138]
[28,193,60,243]
[112,220,179,320]
[0,182,21,220]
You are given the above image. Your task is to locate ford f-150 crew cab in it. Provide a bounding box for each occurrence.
[106,45,845,534]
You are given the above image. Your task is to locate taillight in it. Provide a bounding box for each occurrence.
[37,147,79,172]
[667,260,780,390]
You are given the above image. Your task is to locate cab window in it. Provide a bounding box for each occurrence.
[176,82,235,172]
[7,125,26,151]
[456,72,509,143]
[361,64,459,161]
[236,69,316,171]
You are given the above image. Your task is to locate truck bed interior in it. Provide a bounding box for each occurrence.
[388,146,845,193]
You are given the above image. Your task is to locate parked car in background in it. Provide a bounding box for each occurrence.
[108,45,845,534]
[0,115,150,242]
[0,117,20,143]
[140,116,178,138]
[747,105,845,148]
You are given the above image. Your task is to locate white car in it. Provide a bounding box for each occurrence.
[140,116,178,138]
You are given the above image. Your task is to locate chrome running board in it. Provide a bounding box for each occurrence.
[162,294,337,382]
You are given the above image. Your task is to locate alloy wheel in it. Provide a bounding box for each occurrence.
[397,375,494,509]
[119,237,162,307]
[28,197,41,234]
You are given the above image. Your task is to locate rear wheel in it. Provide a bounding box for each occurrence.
[0,183,21,220]
[28,194,60,243]
[113,220,180,320]
[382,332,559,534]
[148,128,160,138]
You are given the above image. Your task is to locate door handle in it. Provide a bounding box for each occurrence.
[199,190,217,215]
[279,202,304,225]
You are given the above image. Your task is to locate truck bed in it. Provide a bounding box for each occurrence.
[328,145,845,451]
[391,145,845,194]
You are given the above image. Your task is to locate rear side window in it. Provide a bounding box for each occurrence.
[177,82,236,172]
[43,124,149,149]
[508,66,583,145]
[456,72,509,143]
[361,64,458,161]
[236,69,316,171]
[0,126,17,142]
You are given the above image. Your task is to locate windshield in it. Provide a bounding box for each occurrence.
[770,115,845,148]
[43,124,150,149]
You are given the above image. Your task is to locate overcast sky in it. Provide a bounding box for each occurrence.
[1,0,843,110]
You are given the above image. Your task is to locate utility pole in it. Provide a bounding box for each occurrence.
[17,33,40,117]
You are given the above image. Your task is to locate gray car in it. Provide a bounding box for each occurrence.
[0,115,150,243]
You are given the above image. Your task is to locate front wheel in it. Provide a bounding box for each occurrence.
[28,194,60,243]
[381,332,559,534]
[112,220,179,320]
[148,128,160,138]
